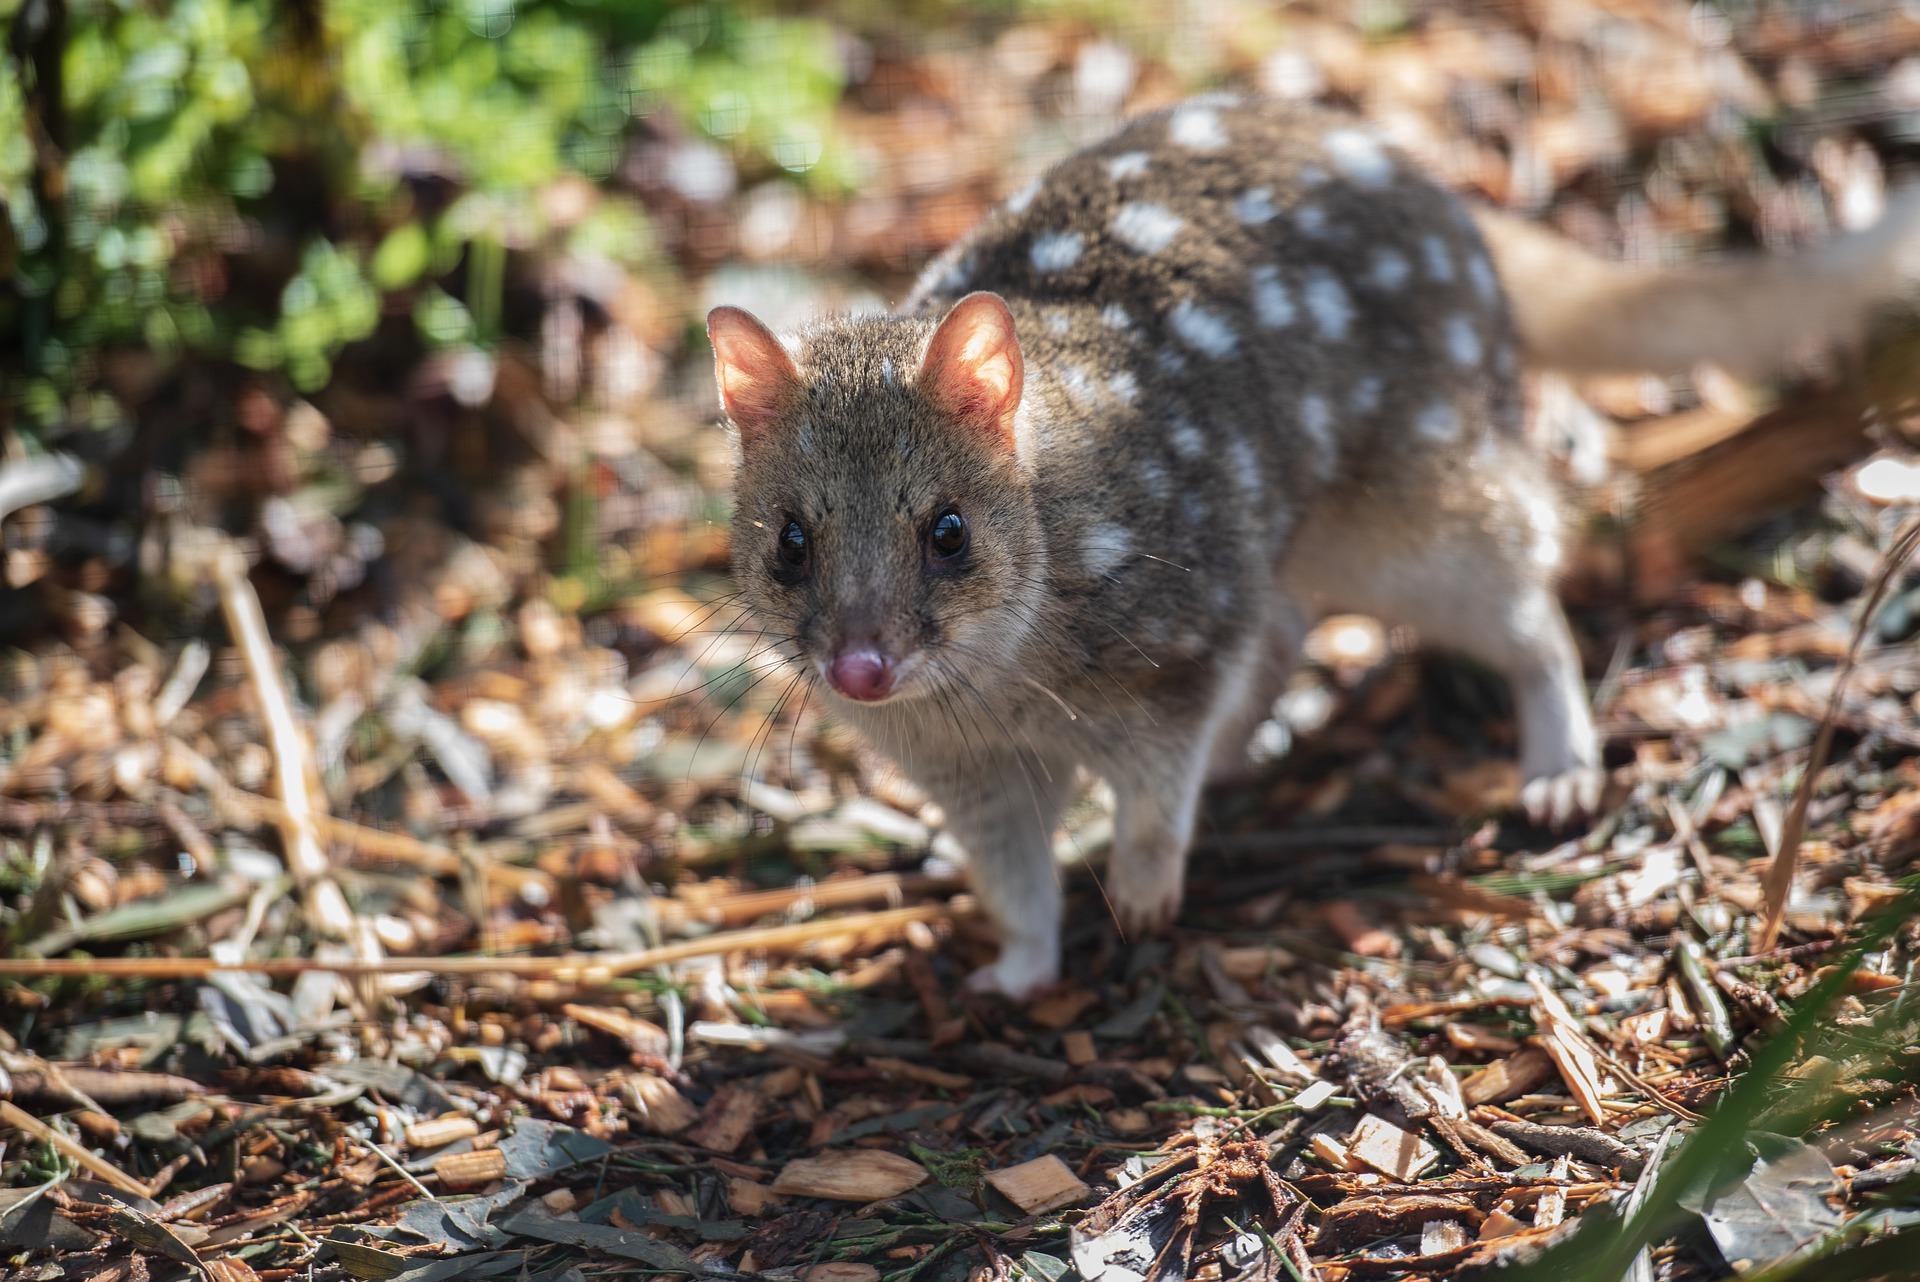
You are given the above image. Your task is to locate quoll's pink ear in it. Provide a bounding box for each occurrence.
[707,306,801,447]
[918,292,1025,452]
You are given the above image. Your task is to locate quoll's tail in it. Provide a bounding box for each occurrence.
[1472,190,1920,378]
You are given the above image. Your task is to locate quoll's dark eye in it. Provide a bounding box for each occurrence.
[926,508,969,562]
[777,519,809,568]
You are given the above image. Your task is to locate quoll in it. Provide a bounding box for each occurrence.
[706,96,1920,996]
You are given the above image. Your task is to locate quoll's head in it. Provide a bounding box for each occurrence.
[707,292,1048,708]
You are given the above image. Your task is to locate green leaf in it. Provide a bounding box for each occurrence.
[371,222,431,290]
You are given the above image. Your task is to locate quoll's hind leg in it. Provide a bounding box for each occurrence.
[1286,441,1602,826]
[1102,632,1265,936]
[1205,595,1311,786]
[918,747,1080,999]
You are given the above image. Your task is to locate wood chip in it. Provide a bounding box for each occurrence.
[630,1073,699,1134]
[1311,1134,1352,1169]
[803,1266,880,1282]
[770,1150,928,1202]
[404,1114,479,1150]
[434,1146,507,1190]
[865,1056,971,1091]
[1027,988,1099,1029]
[728,1175,786,1216]
[1422,1220,1470,1254]
[985,1154,1092,1215]
[1445,1022,1520,1054]
[1062,1030,1098,1066]
[1244,1024,1316,1084]
[1324,900,1402,958]
[565,1004,670,1057]
[1529,977,1612,1125]
[1478,1204,1528,1240]
[1461,1046,1557,1106]
[686,1084,761,1153]
[1346,1114,1441,1181]
[1293,1080,1339,1112]
[1534,1155,1572,1227]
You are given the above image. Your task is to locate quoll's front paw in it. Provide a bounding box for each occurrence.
[964,942,1060,1001]
[1520,765,1605,829]
[1109,858,1184,938]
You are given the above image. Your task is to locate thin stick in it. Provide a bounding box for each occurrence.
[1758,515,1920,951]
[0,901,968,982]
[225,789,550,894]
[213,547,357,944]
[0,1100,150,1199]
[668,872,962,927]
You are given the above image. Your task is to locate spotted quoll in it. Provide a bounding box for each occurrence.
[707,97,1920,997]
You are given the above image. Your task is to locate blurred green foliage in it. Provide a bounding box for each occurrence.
[1,0,850,421]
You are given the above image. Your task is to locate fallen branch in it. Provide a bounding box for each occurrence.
[0,901,968,982]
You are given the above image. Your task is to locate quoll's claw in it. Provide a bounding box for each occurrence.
[1520,765,1605,829]
[964,944,1060,1001]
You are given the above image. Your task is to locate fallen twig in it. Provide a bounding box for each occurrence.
[0,901,968,981]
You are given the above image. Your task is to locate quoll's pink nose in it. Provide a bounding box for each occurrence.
[828,647,895,701]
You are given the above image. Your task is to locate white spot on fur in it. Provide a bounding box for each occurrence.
[1234,187,1278,225]
[1168,104,1227,150]
[1467,250,1497,300]
[1423,235,1455,281]
[1081,522,1134,578]
[1170,299,1239,357]
[1102,304,1133,330]
[1060,365,1096,404]
[1445,313,1482,366]
[1111,202,1185,254]
[1006,178,1042,215]
[1299,393,1334,455]
[1180,492,1210,527]
[1169,416,1206,458]
[1030,231,1084,273]
[795,422,817,455]
[1108,370,1139,403]
[1322,128,1394,188]
[1367,248,1411,291]
[1046,309,1072,336]
[1156,348,1189,376]
[1304,270,1353,340]
[1350,376,1383,415]
[881,356,896,385]
[1137,457,1172,501]
[1295,204,1328,237]
[1227,435,1262,494]
[1250,264,1295,329]
[1414,400,1462,442]
[1106,151,1150,180]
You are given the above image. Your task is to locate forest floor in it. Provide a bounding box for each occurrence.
[5,2,1920,1280]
